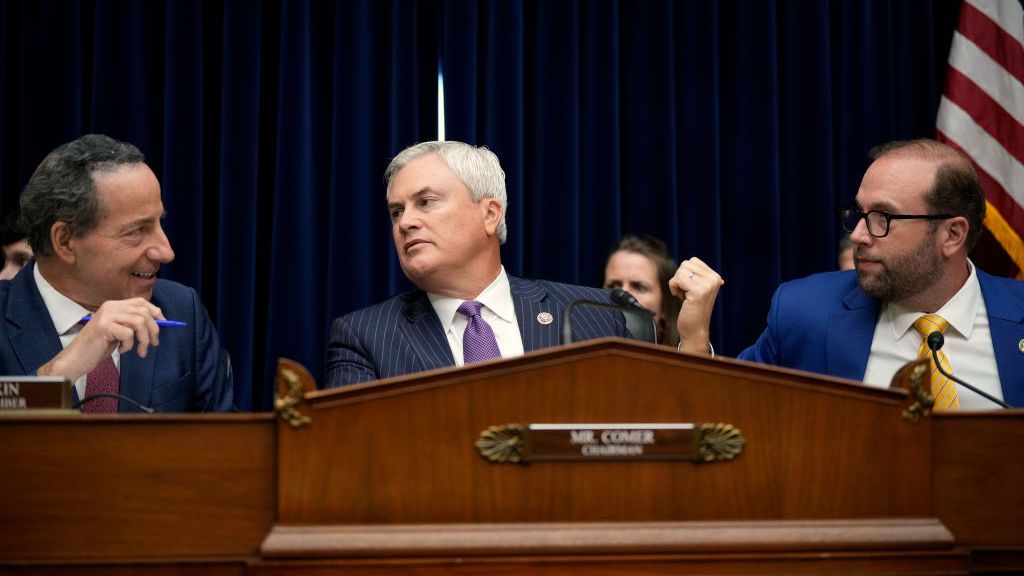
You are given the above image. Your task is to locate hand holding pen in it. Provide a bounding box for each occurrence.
[38,297,185,383]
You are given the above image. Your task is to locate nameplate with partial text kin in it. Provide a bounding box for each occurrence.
[475,422,744,464]
[0,377,73,412]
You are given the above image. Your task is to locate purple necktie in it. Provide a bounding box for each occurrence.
[83,355,120,413]
[457,300,502,364]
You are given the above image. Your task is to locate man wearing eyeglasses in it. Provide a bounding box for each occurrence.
[693,139,1023,408]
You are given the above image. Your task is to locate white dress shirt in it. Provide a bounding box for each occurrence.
[862,261,1003,409]
[33,265,120,400]
[428,266,525,366]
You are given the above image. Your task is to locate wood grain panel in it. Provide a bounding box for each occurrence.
[933,411,1024,547]
[0,415,275,562]
[279,339,933,525]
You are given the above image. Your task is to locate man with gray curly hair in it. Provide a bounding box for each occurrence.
[326,140,648,387]
[0,134,233,412]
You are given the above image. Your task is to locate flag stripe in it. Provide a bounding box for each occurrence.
[958,0,1024,85]
[937,132,1024,275]
[943,67,1024,167]
[937,97,1024,208]
[936,128,1024,234]
[965,0,1024,45]
[940,0,1024,278]
[947,31,1024,126]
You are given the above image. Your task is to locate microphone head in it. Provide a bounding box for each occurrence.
[927,331,944,351]
[609,287,643,310]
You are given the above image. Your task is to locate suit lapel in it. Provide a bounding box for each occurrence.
[826,284,880,381]
[398,291,455,372]
[7,263,64,376]
[509,276,558,352]
[978,271,1024,407]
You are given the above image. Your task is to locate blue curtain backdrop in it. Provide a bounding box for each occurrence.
[0,0,962,410]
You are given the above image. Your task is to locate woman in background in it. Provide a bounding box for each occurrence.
[602,235,680,347]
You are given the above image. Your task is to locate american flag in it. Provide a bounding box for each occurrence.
[936,0,1024,279]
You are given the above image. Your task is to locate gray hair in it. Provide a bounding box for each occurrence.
[19,134,145,257]
[384,140,508,244]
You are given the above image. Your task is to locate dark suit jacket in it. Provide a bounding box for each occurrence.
[737,269,1024,407]
[326,275,630,387]
[0,263,234,412]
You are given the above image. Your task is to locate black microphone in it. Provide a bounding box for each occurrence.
[561,290,657,345]
[609,288,658,344]
[74,393,157,414]
[609,287,645,311]
[926,331,1012,409]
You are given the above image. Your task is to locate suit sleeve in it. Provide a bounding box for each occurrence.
[736,284,783,366]
[325,315,380,387]
[189,288,236,412]
[544,282,630,341]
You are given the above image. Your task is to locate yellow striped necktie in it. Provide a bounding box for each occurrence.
[912,314,960,410]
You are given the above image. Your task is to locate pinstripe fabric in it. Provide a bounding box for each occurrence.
[325,275,630,387]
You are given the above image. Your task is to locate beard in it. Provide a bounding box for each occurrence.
[855,229,943,304]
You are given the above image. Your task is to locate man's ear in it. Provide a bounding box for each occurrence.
[50,222,77,264]
[482,198,503,236]
[941,216,969,257]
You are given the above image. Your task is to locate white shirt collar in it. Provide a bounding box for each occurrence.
[428,266,515,332]
[884,260,981,341]
[34,263,91,336]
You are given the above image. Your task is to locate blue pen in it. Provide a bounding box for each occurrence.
[80,315,188,327]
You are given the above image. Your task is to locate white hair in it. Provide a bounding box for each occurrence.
[385,140,508,244]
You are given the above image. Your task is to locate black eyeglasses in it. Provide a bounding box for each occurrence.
[840,208,954,238]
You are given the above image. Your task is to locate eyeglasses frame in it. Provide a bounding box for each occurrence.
[840,207,955,238]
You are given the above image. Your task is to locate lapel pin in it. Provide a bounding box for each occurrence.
[1019,339,1024,353]
[537,312,553,325]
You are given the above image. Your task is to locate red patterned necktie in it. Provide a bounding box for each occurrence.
[83,355,120,413]
[457,300,502,364]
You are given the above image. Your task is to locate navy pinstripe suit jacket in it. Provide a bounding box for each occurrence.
[325,275,630,388]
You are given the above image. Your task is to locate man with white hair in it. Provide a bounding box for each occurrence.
[325,140,722,386]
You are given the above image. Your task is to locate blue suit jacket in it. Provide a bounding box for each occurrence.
[325,275,630,387]
[0,263,234,413]
[737,269,1024,407]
